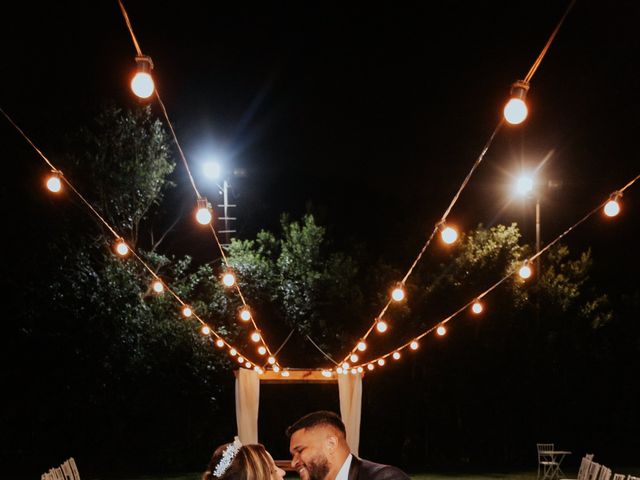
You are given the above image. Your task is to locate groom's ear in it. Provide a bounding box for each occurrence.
[325,434,338,453]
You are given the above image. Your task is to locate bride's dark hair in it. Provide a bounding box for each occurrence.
[203,443,273,480]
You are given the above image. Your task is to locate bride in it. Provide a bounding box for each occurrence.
[203,437,286,480]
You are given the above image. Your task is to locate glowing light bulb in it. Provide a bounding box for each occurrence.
[350,368,357,375]
[268,357,276,365]
[392,351,401,360]
[391,286,405,302]
[250,331,261,343]
[377,358,386,366]
[376,320,388,333]
[215,339,224,348]
[245,362,251,368]
[604,193,622,217]
[46,173,62,193]
[222,272,236,287]
[239,308,251,322]
[281,370,290,377]
[254,367,263,374]
[272,365,280,373]
[182,305,192,318]
[152,280,164,294]
[195,198,212,225]
[337,367,343,374]
[350,354,359,363]
[519,263,533,279]
[367,364,375,371]
[237,356,244,363]
[471,300,483,314]
[342,362,350,370]
[322,370,332,378]
[436,325,447,336]
[515,175,534,196]
[357,341,367,352]
[410,341,419,350]
[130,55,155,99]
[229,348,237,356]
[115,239,129,256]
[258,346,267,355]
[503,80,529,125]
[357,367,363,373]
[440,225,458,245]
[201,325,211,335]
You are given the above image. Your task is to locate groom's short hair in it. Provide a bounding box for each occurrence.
[286,410,346,438]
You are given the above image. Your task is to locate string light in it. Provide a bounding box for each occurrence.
[267,356,276,365]
[350,354,359,363]
[377,359,386,366]
[376,320,388,333]
[222,271,236,287]
[604,192,622,217]
[181,305,193,318]
[272,365,280,373]
[239,307,251,322]
[215,339,225,348]
[322,370,332,378]
[250,331,261,343]
[503,80,530,125]
[342,362,350,370]
[46,171,62,193]
[115,238,130,257]
[357,367,363,373]
[195,198,212,225]
[201,325,211,335]
[518,261,533,280]
[245,361,251,368]
[391,285,405,302]
[436,326,447,336]
[392,351,401,360]
[152,279,164,294]
[471,300,484,314]
[258,346,267,355]
[254,367,264,375]
[238,356,244,364]
[439,223,459,245]
[337,367,343,374]
[281,370,290,377]
[229,348,237,356]
[367,364,375,371]
[410,340,419,350]
[356,341,367,352]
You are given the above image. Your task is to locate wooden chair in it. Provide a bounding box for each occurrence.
[41,458,80,480]
[538,443,560,480]
[597,467,612,480]
[587,462,602,480]
[561,453,595,480]
[612,474,626,480]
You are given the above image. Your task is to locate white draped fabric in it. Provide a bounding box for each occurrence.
[235,368,260,444]
[338,372,362,456]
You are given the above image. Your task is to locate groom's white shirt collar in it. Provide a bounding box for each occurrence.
[336,453,353,480]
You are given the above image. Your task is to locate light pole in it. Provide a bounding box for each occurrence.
[514,174,541,275]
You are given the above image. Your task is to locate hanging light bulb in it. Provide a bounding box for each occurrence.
[45,171,63,193]
[322,370,332,378]
[367,364,375,371]
[195,197,213,225]
[130,55,155,99]
[272,365,280,373]
[239,307,251,322]
[357,367,363,373]
[376,319,388,333]
[410,340,419,350]
[436,325,447,336]
[254,367,264,374]
[350,368,357,375]
[250,331,261,343]
[377,358,386,366]
[391,285,405,302]
[392,351,401,360]
[245,361,252,369]
[350,353,359,363]
[267,356,276,365]
[281,370,290,377]
[222,271,236,287]
[115,238,130,257]
[215,339,225,348]
[201,325,211,335]
[471,300,484,314]
[152,279,164,294]
[439,223,459,245]
[182,305,193,318]
[519,261,533,279]
[503,80,530,125]
[342,362,350,370]
[258,346,267,355]
[356,341,367,352]
[229,348,237,356]
[238,356,245,364]
[603,192,622,217]
[337,367,344,374]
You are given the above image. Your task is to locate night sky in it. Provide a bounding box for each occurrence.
[2,0,640,474]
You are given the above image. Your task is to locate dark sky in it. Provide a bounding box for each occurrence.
[2,1,639,279]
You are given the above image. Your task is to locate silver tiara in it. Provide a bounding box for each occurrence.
[213,436,243,478]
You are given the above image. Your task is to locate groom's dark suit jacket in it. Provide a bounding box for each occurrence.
[347,456,410,480]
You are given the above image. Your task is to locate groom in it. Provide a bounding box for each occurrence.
[287,411,410,480]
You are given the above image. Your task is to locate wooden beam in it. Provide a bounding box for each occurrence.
[259,369,338,384]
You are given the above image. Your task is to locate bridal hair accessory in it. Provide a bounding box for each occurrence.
[213,436,243,477]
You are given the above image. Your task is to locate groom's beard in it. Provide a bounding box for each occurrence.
[305,454,331,480]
